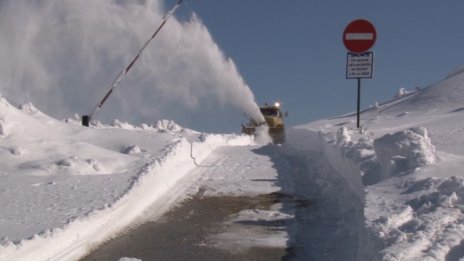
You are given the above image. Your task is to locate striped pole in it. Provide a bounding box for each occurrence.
[85,0,184,125]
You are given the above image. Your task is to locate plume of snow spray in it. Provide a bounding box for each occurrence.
[89,0,184,120]
[0,0,264,132]
[253,124,272,145]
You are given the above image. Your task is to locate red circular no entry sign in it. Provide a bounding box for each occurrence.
[343,19,377,53]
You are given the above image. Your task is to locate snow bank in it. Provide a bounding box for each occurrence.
[110,119,138,130]
[288,126,368,203]
[367,176,464,261]
[313,126,437,188]
[374,127,436,178]
[319,130,366,203]
[18,102,39,114]
[104,119,199,135]
[294,68,464,260]
[153,119,183,133]
[108,119,186,133]
[291,124,452,260]
[394,87,415,99]
[286,127,376,260]
[292,126,370,203]
[0,133,253,261]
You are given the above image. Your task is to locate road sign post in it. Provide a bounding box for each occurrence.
[343,19,377,129]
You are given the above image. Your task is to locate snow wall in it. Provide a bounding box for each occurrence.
[285,128,372,260]
[299,126,437,204]
[288,127,365,204]
[318,133,365,203]
[288,125,439,260]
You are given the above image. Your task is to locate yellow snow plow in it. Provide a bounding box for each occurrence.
[241,102,287,144]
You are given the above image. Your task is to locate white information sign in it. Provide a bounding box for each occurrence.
[346,52,374,79]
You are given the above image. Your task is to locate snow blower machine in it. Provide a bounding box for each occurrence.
[241,102,287,144]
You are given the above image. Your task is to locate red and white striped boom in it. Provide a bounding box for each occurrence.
[87,0,184,122]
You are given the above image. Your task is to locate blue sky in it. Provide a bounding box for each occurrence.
[2,0,464,133]
[176,0,464,127]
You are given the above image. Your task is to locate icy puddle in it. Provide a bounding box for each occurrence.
[81,193,292,261]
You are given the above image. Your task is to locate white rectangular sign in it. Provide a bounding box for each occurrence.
[345,33,375,40]
[346,52,374,79]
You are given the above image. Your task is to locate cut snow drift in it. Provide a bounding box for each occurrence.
[154,119,183,133]
[374,127,436,178]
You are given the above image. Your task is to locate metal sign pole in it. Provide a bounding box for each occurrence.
[357,78,361,129]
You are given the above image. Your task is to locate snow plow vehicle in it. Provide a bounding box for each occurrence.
[241,102,287,144]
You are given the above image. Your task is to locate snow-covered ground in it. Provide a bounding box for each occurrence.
[298,69,464,260]
[0,95,254,261]
[2,68,464,261]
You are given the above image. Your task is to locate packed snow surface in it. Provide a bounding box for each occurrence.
[3,68,464,261]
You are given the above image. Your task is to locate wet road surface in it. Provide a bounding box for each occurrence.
[81,193,289,261]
